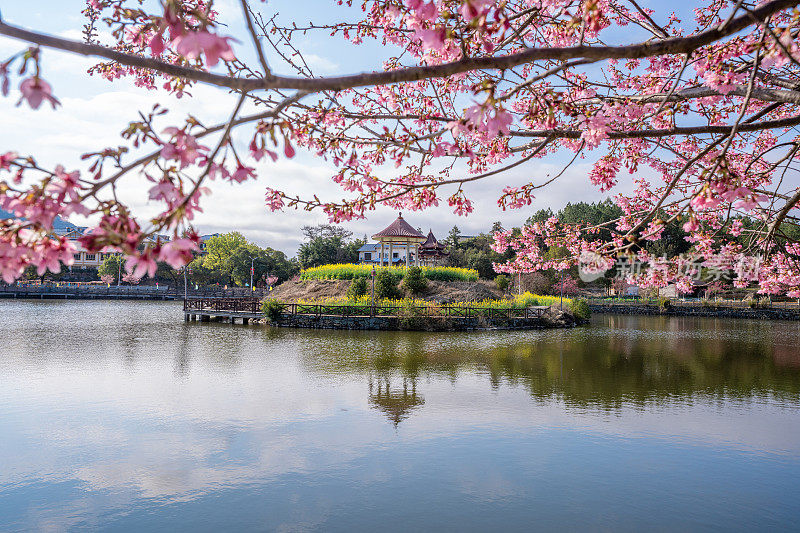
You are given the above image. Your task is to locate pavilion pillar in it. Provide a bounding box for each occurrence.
[380,241,385,266]
[415,244,420,266]
[389,242,393,268]
[405,240,410,268]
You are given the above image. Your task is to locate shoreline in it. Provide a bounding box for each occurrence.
[589,303,800,321]
[4,295,798,322]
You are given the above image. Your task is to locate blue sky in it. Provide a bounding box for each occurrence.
[0,0,648,255]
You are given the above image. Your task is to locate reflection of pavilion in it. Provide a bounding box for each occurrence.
[368,376,425,427]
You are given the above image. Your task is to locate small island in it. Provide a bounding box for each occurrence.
[186,214,588,331]
[184,261,588,331]
[257,267,588,331]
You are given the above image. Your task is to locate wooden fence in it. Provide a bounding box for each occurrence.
[184,297,547,319]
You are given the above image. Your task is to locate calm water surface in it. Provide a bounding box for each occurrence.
[1,300,799,531]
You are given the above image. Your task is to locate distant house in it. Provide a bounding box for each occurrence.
[0,209,172,271]
[199,233,220,252]
[60,228,170,270]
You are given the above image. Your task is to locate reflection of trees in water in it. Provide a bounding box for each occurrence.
[368,375,424,427]
[298,317,800,409]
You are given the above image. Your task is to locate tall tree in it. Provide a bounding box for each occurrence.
[297,224,364,268]
[446,226,462,248]
[98,255,125,283]
[228,243,296,286]
[202,232,247,275]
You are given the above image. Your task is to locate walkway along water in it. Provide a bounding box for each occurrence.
[588,298,800,320]
[0,285,269,301]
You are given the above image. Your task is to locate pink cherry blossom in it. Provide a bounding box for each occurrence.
[17,77,60,110]
[172,31,236,67]
[149,32,166,56]
[160,128,209,168]
[157,238,198,268]
[415,28,446,51]
[230,164,256,183]
[0,151,16,171]
[125,249,158,279]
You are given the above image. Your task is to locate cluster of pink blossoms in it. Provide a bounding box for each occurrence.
[146,4,236,67]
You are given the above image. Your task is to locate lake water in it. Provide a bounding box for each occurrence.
[1,300,799,531]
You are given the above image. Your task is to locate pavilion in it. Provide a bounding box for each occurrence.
[418,229,449,266]
[370,213,426,267]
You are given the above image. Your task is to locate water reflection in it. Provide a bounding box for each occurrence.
[1,300,799,531]
[368,376,424,427]
[297,315,800,410]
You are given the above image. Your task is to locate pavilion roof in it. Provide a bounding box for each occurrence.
[420,229,446,250]
[372,213,425,240]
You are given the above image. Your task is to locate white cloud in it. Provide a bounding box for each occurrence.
[304,53,339,73]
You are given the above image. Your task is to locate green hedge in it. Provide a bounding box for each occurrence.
[299,263,478,282]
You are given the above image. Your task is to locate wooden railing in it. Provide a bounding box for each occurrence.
[0,285,270,299]
[184,297,262,314]
[184,297,547,319]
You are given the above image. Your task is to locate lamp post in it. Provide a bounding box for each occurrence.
[559,269,563,311]
[249,256,255,291]
[117,254,121,287]
[371,264,376,316]
[183,265,188,301]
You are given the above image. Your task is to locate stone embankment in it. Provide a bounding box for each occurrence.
[589,303,800,321]
[256,306,582,331]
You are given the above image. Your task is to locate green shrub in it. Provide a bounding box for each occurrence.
[261,299,284,322]
[495,275,510,292]
[375,269,401,299]
[659,297,672,310]
[347,277,369,298]
[402,266,428,294]
[570,298,591,321]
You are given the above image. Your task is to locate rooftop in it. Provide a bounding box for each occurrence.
[372,213,425,241]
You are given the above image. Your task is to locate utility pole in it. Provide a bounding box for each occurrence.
[249,256,255,291]
[560,269,563,311]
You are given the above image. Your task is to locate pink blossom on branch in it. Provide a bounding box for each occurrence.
[17,77,60,110]
[172,31,237,67]
[160,128,209,168]
[158,238,198,269]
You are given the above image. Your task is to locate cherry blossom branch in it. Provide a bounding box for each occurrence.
[239,0,271,76]
[1,0,797,93]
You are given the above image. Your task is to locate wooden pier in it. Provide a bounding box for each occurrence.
[184,297,263,324]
